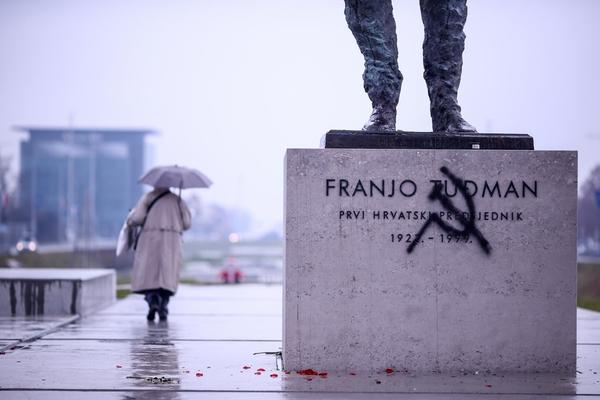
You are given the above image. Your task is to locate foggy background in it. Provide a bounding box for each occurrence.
[1,0,599,235]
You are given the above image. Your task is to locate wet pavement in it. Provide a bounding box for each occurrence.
[0,315,78,351]
[0,283,599,399]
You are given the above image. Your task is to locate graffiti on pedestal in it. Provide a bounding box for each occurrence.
[407,166,491,255]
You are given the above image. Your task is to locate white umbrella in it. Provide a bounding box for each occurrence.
[139,165,212,189]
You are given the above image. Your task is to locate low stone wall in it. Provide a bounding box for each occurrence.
[1,248,133,270]
[0,268,116,316]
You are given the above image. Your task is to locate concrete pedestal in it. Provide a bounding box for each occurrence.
[284,149,577,373]
[0,268,116,316]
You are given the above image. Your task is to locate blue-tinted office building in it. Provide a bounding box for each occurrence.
[18,127,154,243]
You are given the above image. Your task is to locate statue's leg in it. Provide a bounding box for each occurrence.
[420,0,476,132]
[345,0,402,132]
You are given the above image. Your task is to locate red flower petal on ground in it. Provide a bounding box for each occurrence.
[270,373,278,378]
[385,368,394,374]
[318,372,328,378]
[242,366,251,369]
[297,369,319,376]
[257,368,266,372]
[196,372,203,377]
[284,371,291,374]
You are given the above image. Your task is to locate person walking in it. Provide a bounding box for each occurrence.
[128,186,192,321]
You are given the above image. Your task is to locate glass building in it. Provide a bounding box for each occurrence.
[18,127,154,244]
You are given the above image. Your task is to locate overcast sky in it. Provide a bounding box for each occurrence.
[1,0,599,233]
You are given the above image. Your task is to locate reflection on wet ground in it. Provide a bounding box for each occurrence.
[126,321,181,397]
[0,284,598,399]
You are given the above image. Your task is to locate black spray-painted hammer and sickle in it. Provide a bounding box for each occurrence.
[406,166,491,255]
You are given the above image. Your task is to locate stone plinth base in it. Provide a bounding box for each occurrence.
[284,148,576,373]
[0,268,116,316]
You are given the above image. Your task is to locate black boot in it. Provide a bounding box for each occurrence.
[145,292,160,321]
[158,292,170,321]
[420,0,476,133]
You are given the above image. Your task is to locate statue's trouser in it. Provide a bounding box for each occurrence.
[344,0,474,132]
[420,0,474,132]
[344,0,402,131]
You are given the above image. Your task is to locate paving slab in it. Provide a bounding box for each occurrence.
[0,392,591,400]
[0,338,598,394]
[0,316,78,340]
[99,284,282,317]
[577,309,600,345]
[98,296,281,317]
[44,314,281,341]
[578,320,600,345]
[160,284,283,300]
[0,338,281,391]
[0,315,78,351]
[0,340,13,349]
[578,309,600,320]
[0,284,598,398]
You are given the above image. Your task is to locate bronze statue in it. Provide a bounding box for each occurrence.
[345,0,476,133]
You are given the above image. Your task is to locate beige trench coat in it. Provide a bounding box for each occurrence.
[127,188,192,294]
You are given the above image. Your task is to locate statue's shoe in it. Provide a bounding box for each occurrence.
[362,106,396,132]
[436,113,477,133]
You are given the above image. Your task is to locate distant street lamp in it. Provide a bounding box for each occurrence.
[228,232,240,243]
